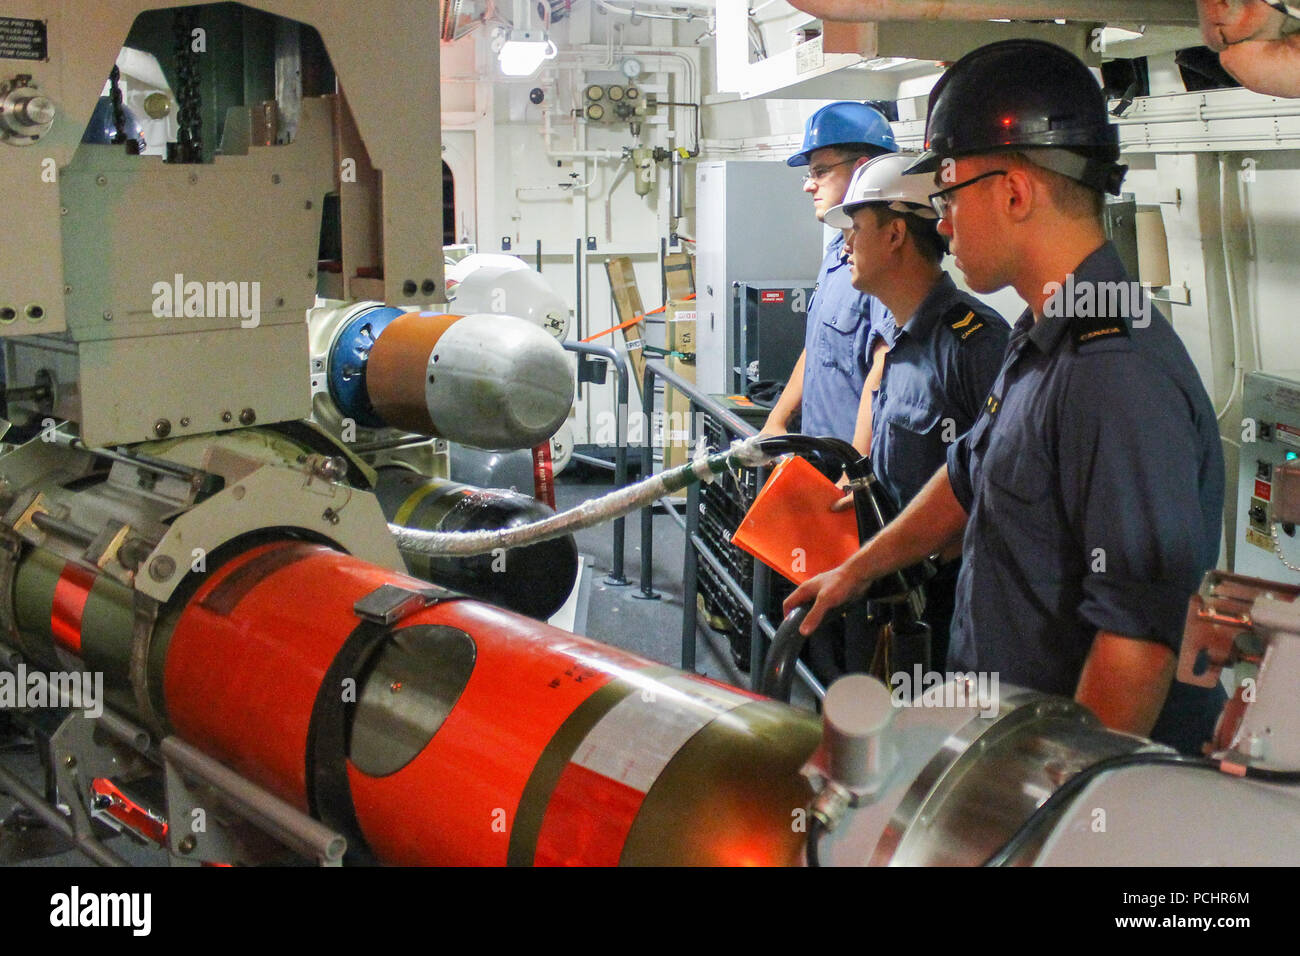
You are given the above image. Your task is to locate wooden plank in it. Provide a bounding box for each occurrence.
[604,256,649,390]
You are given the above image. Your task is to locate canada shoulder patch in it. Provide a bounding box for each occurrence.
[943,305,987,342]
[1071,313,1130,348]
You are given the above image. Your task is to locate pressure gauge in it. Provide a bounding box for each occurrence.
[585,84,604,101]
[621,57,642,80]
[585,102,605,121]
[624,86,639,101]
[607,85,625,102]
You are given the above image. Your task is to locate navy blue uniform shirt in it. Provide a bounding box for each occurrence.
[945,242,1226,752]
[801,232,890,442]
[867,272,1009,512]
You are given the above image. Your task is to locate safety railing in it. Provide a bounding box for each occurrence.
[641,359,824,700]
[563,341,631,586]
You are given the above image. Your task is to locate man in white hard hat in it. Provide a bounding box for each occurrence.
[822,153,1009,669]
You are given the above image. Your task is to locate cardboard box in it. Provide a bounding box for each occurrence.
[664,301,697,479]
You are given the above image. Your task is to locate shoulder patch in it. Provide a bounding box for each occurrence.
[943,304,986,342]
[1071,313,1130,348]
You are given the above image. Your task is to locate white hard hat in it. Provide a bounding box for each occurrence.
[824,152,938,229]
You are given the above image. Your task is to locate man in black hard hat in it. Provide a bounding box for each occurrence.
[786,39,1227,754]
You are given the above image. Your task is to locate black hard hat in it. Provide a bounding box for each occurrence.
[905,39,1127,195]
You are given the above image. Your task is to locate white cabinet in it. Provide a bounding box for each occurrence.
[694,161,824,396]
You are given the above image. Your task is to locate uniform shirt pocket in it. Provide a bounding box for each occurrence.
[979,418,1062,567]
[816,309,869,375]
[880,398,945,505]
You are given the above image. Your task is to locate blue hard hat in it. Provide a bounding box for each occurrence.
[787,101,898,167]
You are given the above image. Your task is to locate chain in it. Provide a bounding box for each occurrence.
[1272,522,1300,573]
[169,8,203,163]
[108,64,128,145]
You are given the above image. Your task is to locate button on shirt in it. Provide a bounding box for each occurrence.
[945,243,1225,748]
[867,273,1009,513]
[800,232,890,441]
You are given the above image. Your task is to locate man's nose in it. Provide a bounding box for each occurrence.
[937,215,954,238]
[803,177,816,194]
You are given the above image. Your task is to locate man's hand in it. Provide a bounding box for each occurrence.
[1197,0,1300,97]
[830,474,854,513]
[783,558,875,636]
[1199,0,1286,49]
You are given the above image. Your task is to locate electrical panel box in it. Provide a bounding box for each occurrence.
[1235,371,1300,585]
[694,162,824,396]
[733,281,816,394]
[1103,194,1141,280]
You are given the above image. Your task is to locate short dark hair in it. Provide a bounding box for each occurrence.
[1004,151,1105,220]
[832,143,894,163]
[868,205,946,265]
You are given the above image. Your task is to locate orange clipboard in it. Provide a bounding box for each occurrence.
[731,454,861,584]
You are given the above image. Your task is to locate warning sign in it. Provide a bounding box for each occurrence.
[0,17,47,61]
[759,290,786,304]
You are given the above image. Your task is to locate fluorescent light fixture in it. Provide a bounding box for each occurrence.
[498,33,557,76]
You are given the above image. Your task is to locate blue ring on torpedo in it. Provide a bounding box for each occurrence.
[327,306,406,429]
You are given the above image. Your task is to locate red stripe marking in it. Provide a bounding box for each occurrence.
[532,442,556,510]
[534,762,645,866]
[51,562,96,656]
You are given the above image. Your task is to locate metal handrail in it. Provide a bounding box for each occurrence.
[642,359,821,699]
[564,341,631,585]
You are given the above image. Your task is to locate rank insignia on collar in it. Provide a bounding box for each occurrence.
[984,394,1000,416]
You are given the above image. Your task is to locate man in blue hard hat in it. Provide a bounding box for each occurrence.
[762,102,897,458]
[786,40,1227,755]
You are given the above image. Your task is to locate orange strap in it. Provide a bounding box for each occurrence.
[580,294,696,343]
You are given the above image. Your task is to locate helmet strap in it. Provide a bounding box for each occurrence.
[1019,147,1128,196]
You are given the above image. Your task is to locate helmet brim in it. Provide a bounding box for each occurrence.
[787,150,811,168]
[903,150,943,177]
[823,200,868,230]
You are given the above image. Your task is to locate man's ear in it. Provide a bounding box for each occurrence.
[1002,167,1037,223]
[888,215,908,253]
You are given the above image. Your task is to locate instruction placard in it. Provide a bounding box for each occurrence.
[0,17,47,61]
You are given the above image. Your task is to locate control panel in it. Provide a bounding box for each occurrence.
[1236,371,1300,584]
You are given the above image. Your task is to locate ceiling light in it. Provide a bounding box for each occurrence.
[498,32,557,76]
